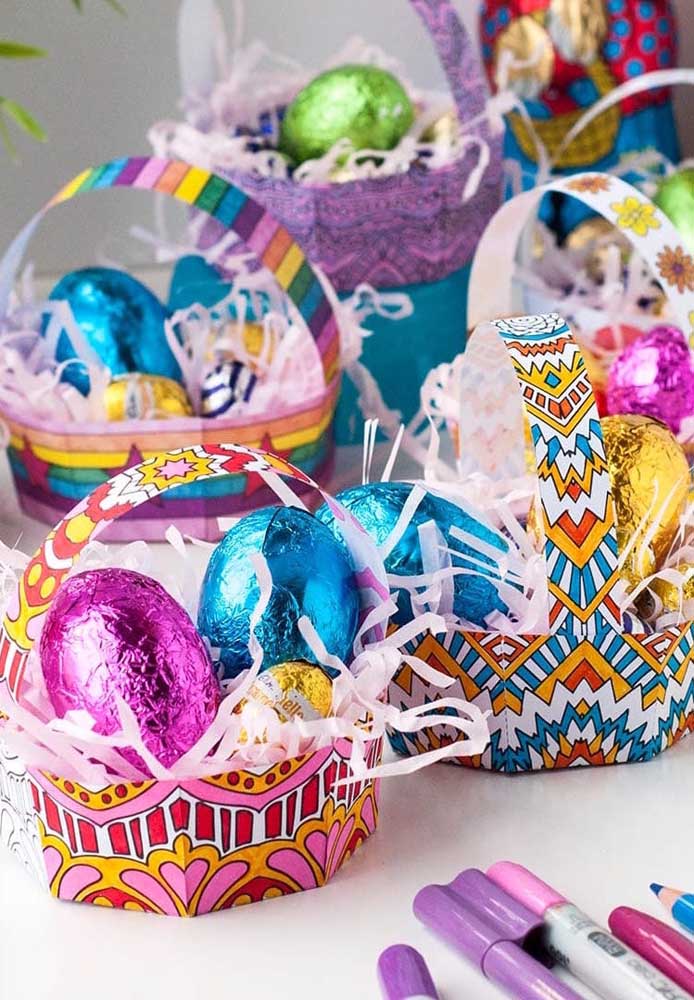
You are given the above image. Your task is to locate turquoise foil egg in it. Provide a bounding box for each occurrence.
[315,482,509,627]
[197,506,361,679]
[44,267,180,396]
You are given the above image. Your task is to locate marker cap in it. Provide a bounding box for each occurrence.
[487,861,566,917]
[377,944,439,1000]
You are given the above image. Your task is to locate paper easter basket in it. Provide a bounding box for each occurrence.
[389,172,694,772]
[0,446,376,914]
[164,0,503,293]
[0,156,342,542]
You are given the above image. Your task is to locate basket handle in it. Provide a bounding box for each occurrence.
[178,0,490,129]
[0,157,341,385]
[460,314,622,639]
[468,172,694,337]
[0,445,320,701]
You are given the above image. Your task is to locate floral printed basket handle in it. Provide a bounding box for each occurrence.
[0,157,341,384]
[469,172,694,338]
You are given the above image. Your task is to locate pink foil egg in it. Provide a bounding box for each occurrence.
[607,325,694,435]
[39,568,220,771]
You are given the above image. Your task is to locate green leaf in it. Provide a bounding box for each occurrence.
[0,99,46,141]
[70,0,126,12]
[0,40,46,59]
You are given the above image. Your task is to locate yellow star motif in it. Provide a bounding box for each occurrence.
[138,449,215,489]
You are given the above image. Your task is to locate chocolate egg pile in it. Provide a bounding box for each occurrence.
[38,503,361,774]
[43,257,266,421]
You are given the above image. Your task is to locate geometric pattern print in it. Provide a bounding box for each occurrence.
[0,443,312,701]
[388,316,694,771]
[0,738,46,886]
[493,314,621,637]
[0,157,341,383]
[0,737,382,915]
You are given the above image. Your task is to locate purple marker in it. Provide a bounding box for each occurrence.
[413,869,583,1000]
[377,944,440,1000]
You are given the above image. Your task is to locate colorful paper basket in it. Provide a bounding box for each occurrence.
[0,445,383,915]
[390,172,694,772]
[0,156,342,541]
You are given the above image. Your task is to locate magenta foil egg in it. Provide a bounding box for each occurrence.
[607,325,694,434]
[39,568,220,771]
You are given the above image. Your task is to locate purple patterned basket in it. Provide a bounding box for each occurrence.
[166,0,503,292]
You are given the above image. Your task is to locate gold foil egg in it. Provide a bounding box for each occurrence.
[494,16,555,99]
[650,561,694,614]
[235,661,333,735]
[420,107,459,145]
[526,415,690,590]
[602,414,690,588]
[104,373,193,421]
[546,0,609,65]
[565,216,631,282]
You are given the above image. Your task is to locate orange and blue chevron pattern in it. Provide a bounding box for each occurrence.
[389,315,694,771]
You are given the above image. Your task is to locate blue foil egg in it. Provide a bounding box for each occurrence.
[44,267,180,395]
[197,506,360,678]
[315,482,509,628]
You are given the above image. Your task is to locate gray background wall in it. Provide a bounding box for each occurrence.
[1,0,691,274]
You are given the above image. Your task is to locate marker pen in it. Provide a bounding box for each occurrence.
[609,906,694,995]
[377,944,440,1000]
[488,862,690,1000]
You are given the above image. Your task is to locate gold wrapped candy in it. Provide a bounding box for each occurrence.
[420,108,459,145]
[650,561,694,614]
[546,0,608,65]
[527,415,690,591]
[236,661,333,731]
[566,217,630,282]
[104,373,193,421]
[602,415,690,590]
[494,16,555,99]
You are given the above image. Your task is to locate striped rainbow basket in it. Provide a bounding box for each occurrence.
[0,156,342,540]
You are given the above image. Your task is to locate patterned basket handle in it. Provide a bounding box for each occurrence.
[178,0,491,129]
[464,172,694,638]
[0,445,318,702]
[0,157,341,385]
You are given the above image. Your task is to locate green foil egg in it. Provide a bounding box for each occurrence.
[653,169,694,254]
[279,63,414,165]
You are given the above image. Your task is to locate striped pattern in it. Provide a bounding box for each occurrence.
[0,156,339,381]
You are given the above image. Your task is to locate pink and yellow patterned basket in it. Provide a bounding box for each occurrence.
[0,445,383,915]
[0,157,342,541]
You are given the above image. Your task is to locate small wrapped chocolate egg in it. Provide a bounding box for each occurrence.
[104,373,193,421]
[44,267,179,396]
[650,561,694,615]
[236,660,333,726]
[39,568,220,771]
[653,169,694,254]
[279,64,414,165]
[420,107,459,145]
[602,415,690,589]
[198,507,360,678]
[315,482,509,628]
[621,610,654,636]
[607,325,694,435]
[200,360,258,418]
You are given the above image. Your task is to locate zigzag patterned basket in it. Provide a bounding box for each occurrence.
[0,157,341,541]
[0,445,383,915]
[389,170,694,772]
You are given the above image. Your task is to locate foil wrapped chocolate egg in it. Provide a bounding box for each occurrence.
[607,325,694,435]
[315,482,509,628]
[602,415,690,589]
[200,360,258,418]
[44,267,179,396]
[197,507,360,678]
[653,169,694,254]
[650,561,694,615]
[236,660,333,726]
[279,64,414,165]
[39,568,220,771]
[104,373,193,421]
